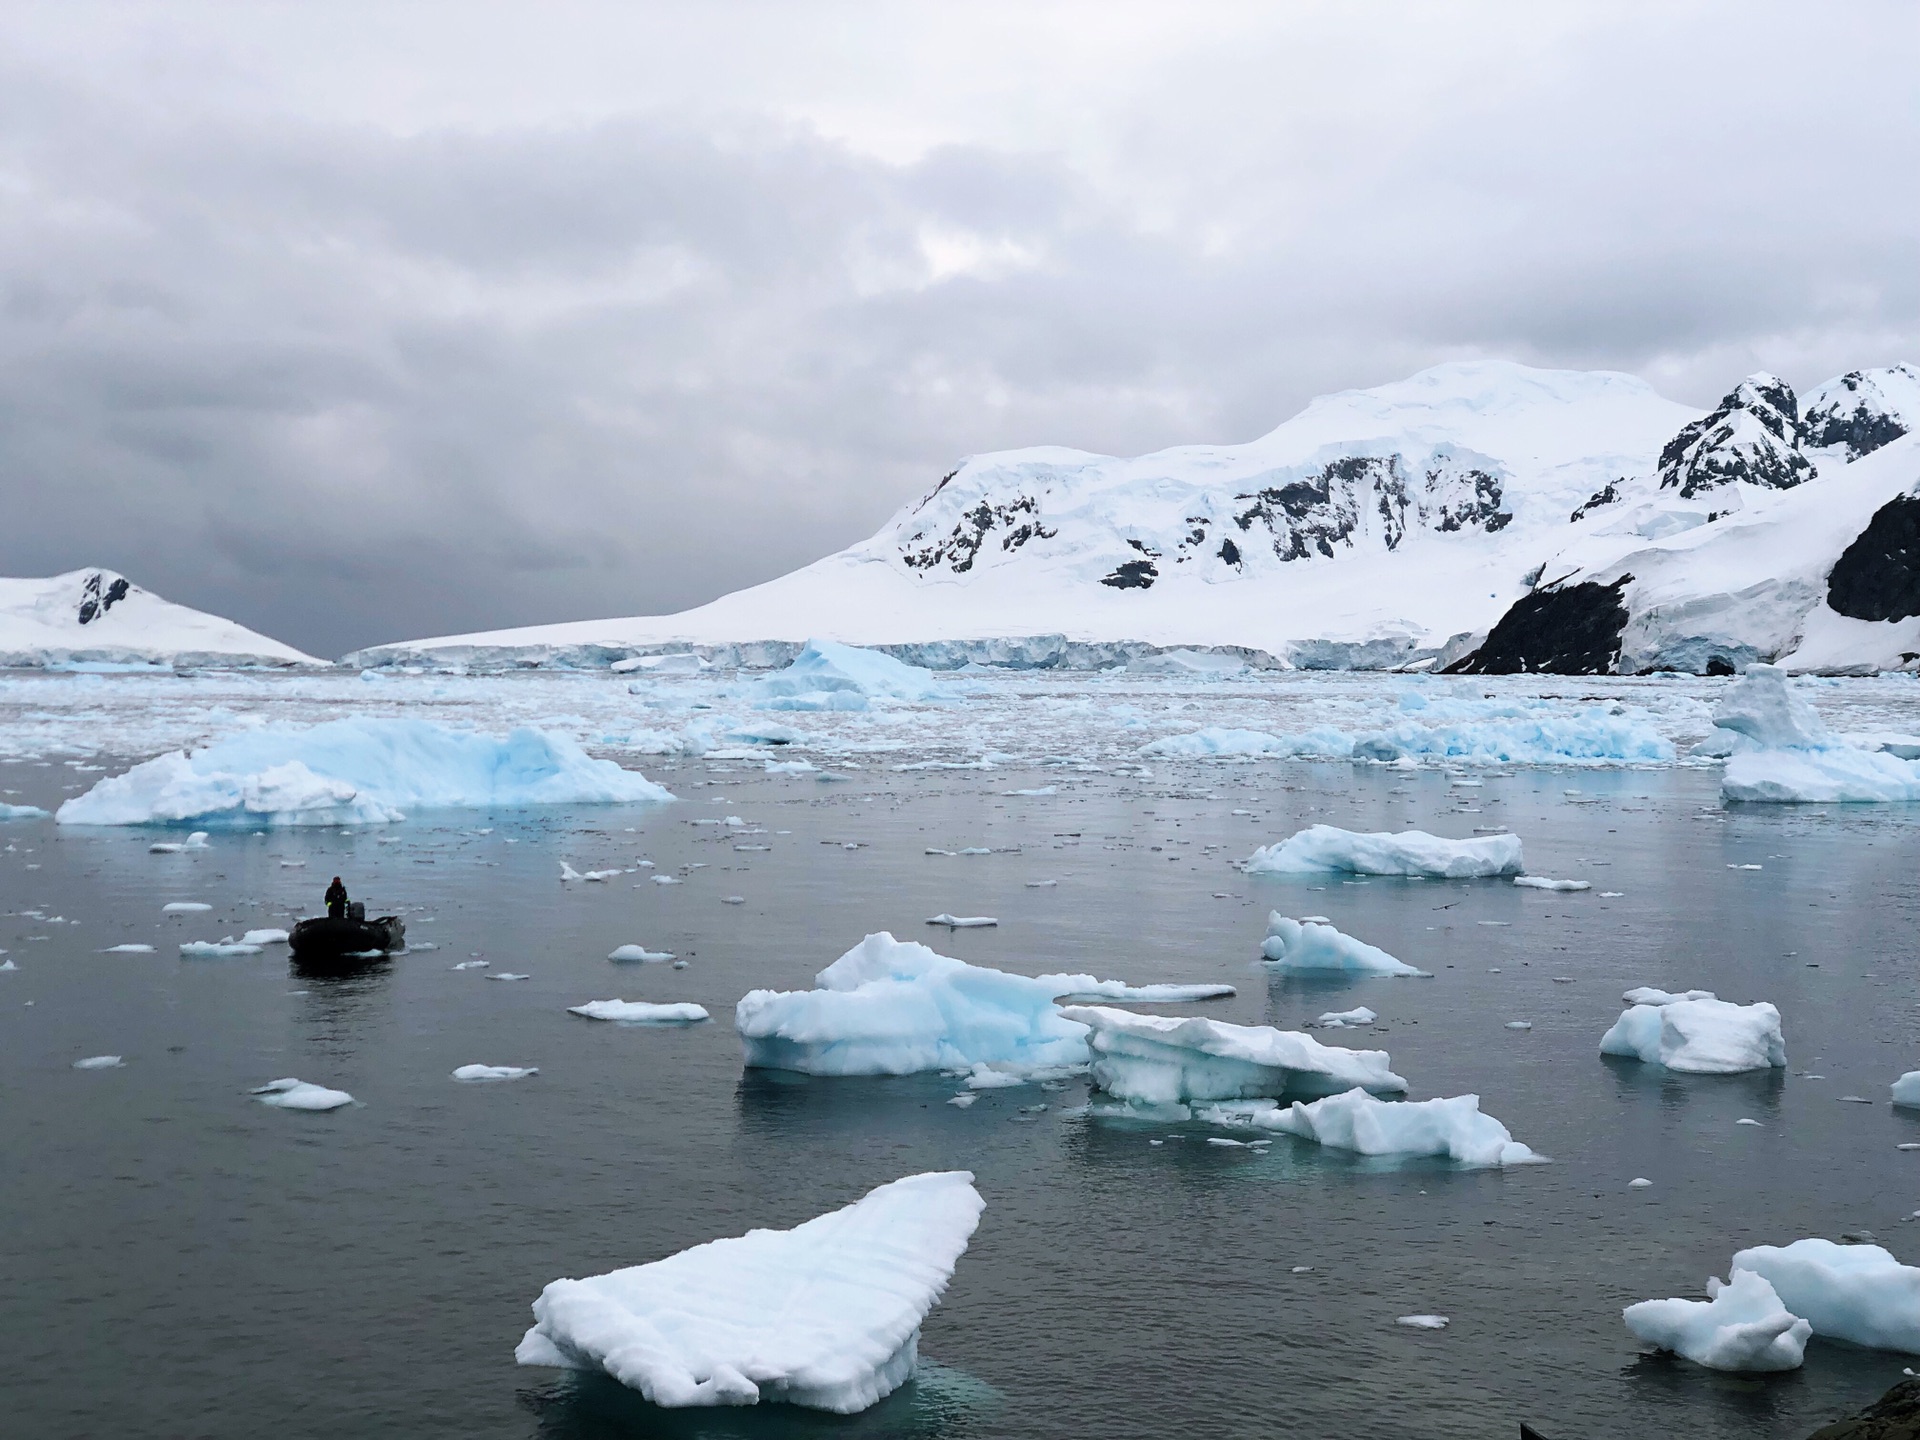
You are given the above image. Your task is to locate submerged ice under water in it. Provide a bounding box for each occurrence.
[4,667,1920,1439]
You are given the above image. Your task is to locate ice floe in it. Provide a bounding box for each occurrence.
[148,831,209,853]
[1730,1239,1920,1352]
[57,716,671,827]
[1600,993,1786,1074]
[453,1064,539,1082]
[1893,1072,1920,1108]
[1140,726,1352,760]
[72,1054,124,1070]
[924,914,998,929]
[161,901,211,913]
[569,999,711,1024]
[0,802,49,819]
[1199,1088,1542,1167]
[515,1170,983,1412]
[1624,1270,1811,1371]
[100,943,155,953]
[252,1078,354,1110]
[609,944,676,963]
[179,938,264,957]
[561,862,623,882]
[1513,875,1589,892]
[1246,825,1523,878]
[240,928,289,945]
[1315,1007,1377,1028]
[1260,913,1427,976]
[1061,1005,1406,1107]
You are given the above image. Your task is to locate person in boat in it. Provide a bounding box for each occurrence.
[325,876,348,920]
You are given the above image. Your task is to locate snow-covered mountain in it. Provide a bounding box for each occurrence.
[0,569,322,669]
[351,359,1920,675]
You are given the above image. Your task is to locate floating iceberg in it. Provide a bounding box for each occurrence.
[1600,994,1786,1074]
[1139,726,1353,760]
[1712,665,1920,802]
[0,802,49,820]
[162,901,210,913]
[453,1064,539,1082]
[101,943,154,953]
[745,640,951,711]
[1246,825,1523,878]
[1513,875,1589,892]
[148,831,210,853]
[1350,708,1673,766]
[609,944,676,963]
[57,717,672,827]
[1624,1270,1811,1371]
[735,932,1232,1078]
[1059,1005,1405,1107]
[1730,1239,1920,1352]
[925,914,998,929]
[241,928,289,945]
[179,938,264,957]
[1711,663,1831,749]
[1623,986,1716,1006]
[252,1077,353,1111]
[1260,913,1426,976]
[569,1000,711,1024]
[1894,1072,1920,1108]
[516,1171,983,1412]
[72,1054,124,1070]
[1199,1087,1542,1168]
[1316,1007,1377,1028]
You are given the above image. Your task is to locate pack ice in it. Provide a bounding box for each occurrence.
[1731,1240,1920,1353]
[1624,1270,1811,1372]
[1600,989,1786,1074]
[745,640,952,711]
[1059,1005,1405,1107]
[515,1171,983,1412]
[1260,913,1426,976]
[56,717,672,827]
[1199,1088,1541,1168]
[1713,664,1920,803]
[1246,824,1523,878]
[734,932,1231,1077]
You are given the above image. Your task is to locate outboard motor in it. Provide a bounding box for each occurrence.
[349,900,366,921]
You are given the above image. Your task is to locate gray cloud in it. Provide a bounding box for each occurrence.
[0,3,1915,656]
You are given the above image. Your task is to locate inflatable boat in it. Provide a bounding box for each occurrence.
[289,907,406,964]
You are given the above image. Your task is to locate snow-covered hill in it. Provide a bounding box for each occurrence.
[0,569,322,669]
[350,359,1920,674]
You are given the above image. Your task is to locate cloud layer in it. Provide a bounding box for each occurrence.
[1,2,1914,655]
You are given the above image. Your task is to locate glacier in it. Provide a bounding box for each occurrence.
[1245,824,1524,878]
[1199,1087,1541,1168]
[1623,1270,1811,1372]
[1599,992,1786,1074]
[55,716,673,827]
[515,1171,983,1412]
[1058,1004,1406,1107]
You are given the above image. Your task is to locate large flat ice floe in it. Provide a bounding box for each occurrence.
[1246,824,1523,878]
[1259,913,1427,976]
[1059,1005,1406,1107]
[1600,990,1786,1074]
[515,1171,984,1412]
[1624,1270,1811,1372]
[1730,1240,1920,1353]
[735,932,1233,1077]
[56,716,672,826]
[1199,1088,1542,1168]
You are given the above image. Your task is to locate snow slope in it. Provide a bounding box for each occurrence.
[350,362,1698,669]
[0,569,320,669]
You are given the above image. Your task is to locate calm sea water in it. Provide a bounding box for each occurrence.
[4,754,1919,1439]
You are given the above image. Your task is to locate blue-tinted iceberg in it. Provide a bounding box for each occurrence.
[56,717,672,827]
[1199,1087,1542,1168]
[1260,913,1426,976]
[1600,991,1786,1074]
[1730,1240,1920,1353]
[516,1170,983,1412]
[746,640,951,711]
[1059,1004,1405,1107]
[1246,824,1523,878]
[1893,1071,1920,1108]
[1714,664,1920,802]
[1624,1270,1811,1372]
[735,932,1231,1077]
[1139,726,1353,759]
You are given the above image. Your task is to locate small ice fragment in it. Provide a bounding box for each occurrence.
[609,945,675,963]
[1505,1021,1532,1031]
[161,902,211,913]
[925,914,998,929]
[653,875,682,885]
[1630,1177,1653,1188]
[1514,876,1590,892]
[452,959,489,970]
[1026,880,1058,888]
[452,1064,538,1082]
[1291,1266,1313,1273]
[240,928,289,946]
[962,1064,1025,1090]
[946,1093,978,1107]
[101,943,155,953]
[252,1077,354,1110]
[1736,1118,1761,1126]
[567,999,711,1024]
[721,895,745,905]
[487,972,531,981]
[671,959,689,969]
[925,848,956,856]
[1207,1137,1251,1148]
[73,1055,124,1069]
[1315,1007,1377,1028]
[958,847,991,856]
[1396,1315,1449,1330]
[179,939,264,957]
[1840,1096,1873,1104]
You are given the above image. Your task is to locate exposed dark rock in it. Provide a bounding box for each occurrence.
[1803,365,1918,462]
[1806,1376,1920,1439]
[1100,559,1158,590]
[901,495,1055,574]
[1230,452,1510,563]
[1657,373,1813,497]
[1828,493,1920,621]
[76,572,131,626]
[1218,536,1241,567]
[1449,576,1632,675]
[1570,479,1622,523]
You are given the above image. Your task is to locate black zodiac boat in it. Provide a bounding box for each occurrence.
[288,904,406,965]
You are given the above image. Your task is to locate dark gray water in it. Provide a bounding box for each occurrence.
[4,756,1920,1439]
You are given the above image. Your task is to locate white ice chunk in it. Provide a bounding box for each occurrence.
[0,802,50,819]
[453,1064,539,1082]
[569,1000,711,1024]
[1623,987,1717,1006]
[961,1063,1027,1090]
[1316,1007,1377,1028]
[515,1171,983,1413]
[609,945,677,963]
[58,717,672,827]
[562,862,623,882]
[1731,1239,1920,1352]
[1624,1270,1810,1371]
[179,939,264,957]
[1712,663,1830,749]
[161,901,211,913]
[101,943,155,953]
[1260,913,1427,976]
[1200,1087,1542,1167]
[1246,825,1523,878]
[1723,747,1920,803]
[1893,1072,1920,1108]
[1140,726,1352,760]
[746,640,952,709]
[72,1054,124,1070]
[252,1077,354,1110]
[924,914,998,929]
[241,928,289,945]
[1600,996,1786,1074]
[1396,1315,1449,1330]
[1060,1005,1406,1107]
[1513,875,1590,892]
[735,932,1232,1077]
[148,831,210,853]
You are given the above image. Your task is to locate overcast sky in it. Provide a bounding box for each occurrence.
[1,2,1914,657]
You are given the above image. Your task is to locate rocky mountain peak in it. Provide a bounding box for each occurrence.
[1801,363,1920,463]
[1655,371,1813,497]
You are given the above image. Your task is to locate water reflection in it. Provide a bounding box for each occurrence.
[1602,1054,1788,1117]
